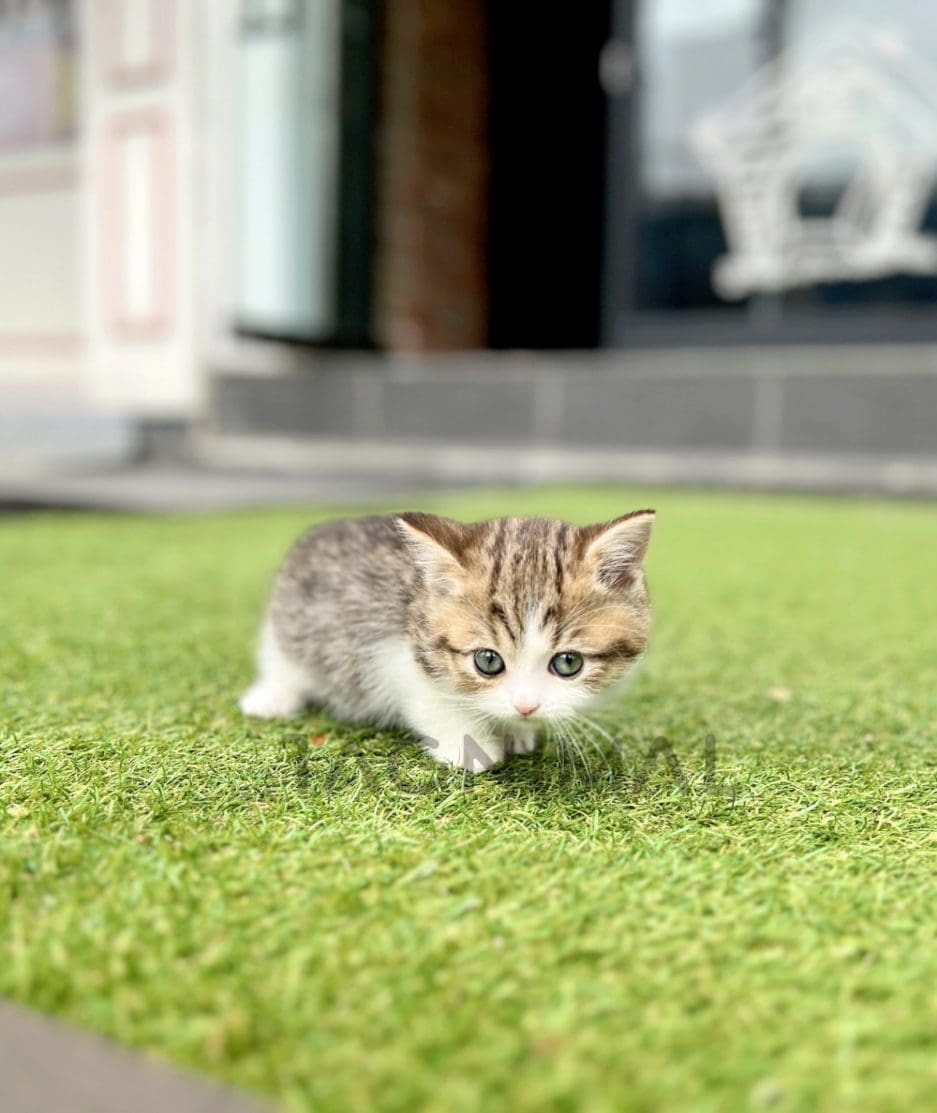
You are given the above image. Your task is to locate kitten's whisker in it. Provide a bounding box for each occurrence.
[567,716,614,775]
[551,721,574,779]
[577,714,622,751]
[577,716,630,775]
[572,733,594,786]
[555,719,593,785]
[552,715,585,763]
[551,720,575,779]
[549,724,565,776]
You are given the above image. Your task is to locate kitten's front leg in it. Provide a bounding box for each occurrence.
[406,705,505,772]
[501,723,539,756]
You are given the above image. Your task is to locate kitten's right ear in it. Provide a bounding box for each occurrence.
[580,509,655,591]
[395,513,471,587]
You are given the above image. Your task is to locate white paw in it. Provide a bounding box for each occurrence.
[503,726,539,756]
[424,734,505,773]
[239,682,306,719]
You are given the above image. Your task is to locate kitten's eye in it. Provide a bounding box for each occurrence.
[473,649,505,676]
[550,651,584,677]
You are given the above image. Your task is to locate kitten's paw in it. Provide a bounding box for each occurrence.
[503,725,539,756]
[239,682,306,719]
[425,733,505,773]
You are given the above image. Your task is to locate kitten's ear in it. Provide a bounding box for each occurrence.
[580,509,655,591]
[395,512,471,587]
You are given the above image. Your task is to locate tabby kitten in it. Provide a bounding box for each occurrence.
[240,510,655,772]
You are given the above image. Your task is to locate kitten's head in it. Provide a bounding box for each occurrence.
[397,511,655,728]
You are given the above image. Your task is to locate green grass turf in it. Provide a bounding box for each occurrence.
[2,488,936,1112]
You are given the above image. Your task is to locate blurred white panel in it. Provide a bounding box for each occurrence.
[120,0,152,72]
[122,131,156,323]
[0,181,81,334]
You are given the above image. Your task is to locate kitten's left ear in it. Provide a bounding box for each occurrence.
[581,509,655,590]
[395,512,473,587]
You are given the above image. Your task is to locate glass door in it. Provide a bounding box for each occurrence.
[235,0,373,345]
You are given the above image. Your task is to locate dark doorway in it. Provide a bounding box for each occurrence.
[487,4,613,349]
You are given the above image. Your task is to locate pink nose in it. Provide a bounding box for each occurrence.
[513,698,540,718]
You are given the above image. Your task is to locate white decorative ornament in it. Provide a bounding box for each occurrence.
[690,24,937,300]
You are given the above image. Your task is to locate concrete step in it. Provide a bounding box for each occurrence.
[0,1001,269,1113]
[195,431,937,498]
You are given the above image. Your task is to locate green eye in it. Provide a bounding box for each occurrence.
[473,649,505,676]
[550,651,584,677]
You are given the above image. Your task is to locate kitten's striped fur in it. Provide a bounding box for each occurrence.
[241,511,655,771]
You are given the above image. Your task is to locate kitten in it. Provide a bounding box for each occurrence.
[240,510,655,772]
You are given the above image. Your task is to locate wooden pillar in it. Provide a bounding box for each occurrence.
[374,0,489,351]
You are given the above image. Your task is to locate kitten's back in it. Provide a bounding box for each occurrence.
[270,514,415,651]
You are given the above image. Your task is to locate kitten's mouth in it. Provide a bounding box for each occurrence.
[505,713,542,727]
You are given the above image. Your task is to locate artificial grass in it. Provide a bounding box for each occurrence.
[1,487,936,1113]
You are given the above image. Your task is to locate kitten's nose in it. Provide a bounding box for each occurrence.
[513,697,540,718]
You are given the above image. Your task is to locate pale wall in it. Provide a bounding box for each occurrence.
[0,144,84,386]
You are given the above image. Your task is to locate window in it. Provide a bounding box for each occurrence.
[604,0,937,345]
[0,0,76,148]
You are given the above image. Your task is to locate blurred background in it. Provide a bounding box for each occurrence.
[2,0,936,508]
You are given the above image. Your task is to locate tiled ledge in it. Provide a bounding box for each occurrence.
[210,345,937,461]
